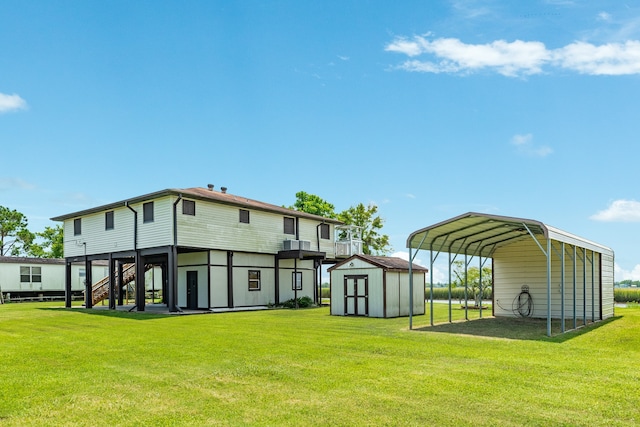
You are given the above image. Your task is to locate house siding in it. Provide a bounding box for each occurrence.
[176,200,336,256]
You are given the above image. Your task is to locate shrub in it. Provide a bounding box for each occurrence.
[281,296,315,308]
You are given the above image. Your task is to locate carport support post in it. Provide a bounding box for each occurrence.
[561,243,565,333]
[409,247,413,330]
[547,239,552,337]
[479,256,483,319]
[573,245,577,330]
[447,252,452,323]
[583,248,587,326]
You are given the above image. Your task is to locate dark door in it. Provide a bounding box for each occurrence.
[187,271,198,309]
[344,275,368,316]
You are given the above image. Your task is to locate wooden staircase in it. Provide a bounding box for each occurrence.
[88,263,153,306]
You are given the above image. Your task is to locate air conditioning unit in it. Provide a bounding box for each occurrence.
[283,239,311,250]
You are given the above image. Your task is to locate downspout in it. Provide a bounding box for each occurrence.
[125,202,138,250]
[173,194,183,246]
[172,194,183,313]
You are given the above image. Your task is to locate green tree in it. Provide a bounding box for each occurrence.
[337,203,391,255]
[451,260,492,307]
[0,206,35,256]
[28,225,64,258]
[289,191,336,218]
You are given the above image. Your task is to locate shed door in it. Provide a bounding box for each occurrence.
[344,275,368,316]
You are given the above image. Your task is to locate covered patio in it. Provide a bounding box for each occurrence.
[407,212,615,336]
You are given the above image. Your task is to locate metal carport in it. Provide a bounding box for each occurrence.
[407,212,615,336]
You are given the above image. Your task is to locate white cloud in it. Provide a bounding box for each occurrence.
[386,35,640,77]
[510,133,553,157]
[0,178,36,191]
[615,262,640,281]
[0,93,27,113]
[598,11,612,22]
[554,40,640,75]
[590,200,640,222]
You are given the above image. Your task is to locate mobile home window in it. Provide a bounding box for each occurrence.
[105,211,114,230]
[73,218,81,235]
[292,272,302,291]
[20,266,41,283]
[239,209,250,224]
[143,202,154,223]
[248,270,261,291]
[284,217,295,235]
[320,223,330,239]
[182,200,195,216]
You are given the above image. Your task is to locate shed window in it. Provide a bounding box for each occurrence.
[182,200,195,216]
[284,217,295,235]
[73,218,81,236]
[105,211,114,230]
[143,202,154,223]
[248,270,261,291]
[20,266,41,283]
[292,272,302,291]
[320,223,330,240]
[239,209,250,224]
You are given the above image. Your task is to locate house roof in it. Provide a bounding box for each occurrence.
[51,187,343,224]
[328,254,428,272]
[0,256,109,266]
[406,212,613,258]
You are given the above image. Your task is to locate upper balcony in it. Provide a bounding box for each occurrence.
[334,225,363,258]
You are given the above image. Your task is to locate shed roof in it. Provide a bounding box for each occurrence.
[51,187,343,224]
[328,254,428,272]
[406,212,613,258]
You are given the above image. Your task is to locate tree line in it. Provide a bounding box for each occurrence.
[0,191,392,259]
[0,206,63,258]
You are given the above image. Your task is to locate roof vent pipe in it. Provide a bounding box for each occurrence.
[207,184,214,191]
[221,187,227,194]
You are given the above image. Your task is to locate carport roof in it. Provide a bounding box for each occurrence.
[406,212,613,258]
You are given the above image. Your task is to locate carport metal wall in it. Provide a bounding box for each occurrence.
[407,213,613,337]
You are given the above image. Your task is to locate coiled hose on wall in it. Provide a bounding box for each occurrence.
[512,285,534,317]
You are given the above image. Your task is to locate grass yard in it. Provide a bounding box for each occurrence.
[1,303,640,426]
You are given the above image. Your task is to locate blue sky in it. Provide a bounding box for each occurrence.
[2,0,640,282]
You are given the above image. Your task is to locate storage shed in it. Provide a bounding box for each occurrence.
[407,212,615,336]
[329,254,428,318]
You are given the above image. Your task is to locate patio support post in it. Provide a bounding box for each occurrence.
[136,253,145,312]
[65,260,72,308]
[84,257,93,309]
[108,253,115,310]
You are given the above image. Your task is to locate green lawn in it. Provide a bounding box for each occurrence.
[1,302,639,426]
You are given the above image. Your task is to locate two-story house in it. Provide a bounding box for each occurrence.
[52,185,350,312]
